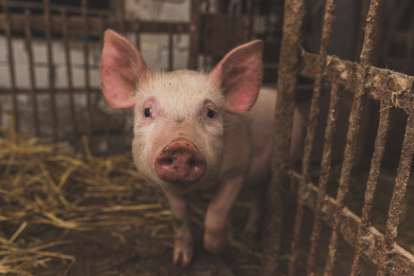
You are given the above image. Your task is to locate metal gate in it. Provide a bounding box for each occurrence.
[0,0,256,155]
[0,0,200,153]
[262,0,414,275]
[2,0,414,275]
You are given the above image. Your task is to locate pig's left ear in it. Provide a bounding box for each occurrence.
[210,40,263,115]
[100,30,150,109]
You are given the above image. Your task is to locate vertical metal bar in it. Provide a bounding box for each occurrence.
[99,15,111,155]
[81,0,92,148]
[168,26,174,72]
[246,0,254,39]
[44,0,58,143]
[288,1,336,276]
[376,106,414,275]
[118,0,125,34]
[135,19,141,52]
[61,9,78,148]
[24,9,40,137]
[118,0,127,153]
[202,0,210,69]
[350,98,392,276]
[260,0,306,275]
[353,0,371,62]
[2,0,19,133]
[189,0,201,70]
[323,1,382,275]
[306,76,341,276]
[0,99,2,136]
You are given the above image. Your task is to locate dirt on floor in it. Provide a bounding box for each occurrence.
[1,127,413,276]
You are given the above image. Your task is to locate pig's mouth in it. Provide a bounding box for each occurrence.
[154,139,207,187]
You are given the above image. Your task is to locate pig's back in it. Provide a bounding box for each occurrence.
[218,87,277,182]
[234,87,276,185]
[247,87,277,156]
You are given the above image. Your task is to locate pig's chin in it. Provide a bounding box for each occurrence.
[154,170,219,195]
[157,176,208,195]
[160,181,194,195]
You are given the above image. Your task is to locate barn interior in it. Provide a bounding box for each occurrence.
[1,0,414,275]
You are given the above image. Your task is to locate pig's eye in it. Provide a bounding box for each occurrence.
[207,109,214,118]
[144,108,152,117]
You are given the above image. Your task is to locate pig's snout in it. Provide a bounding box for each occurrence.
[155,140,207,184]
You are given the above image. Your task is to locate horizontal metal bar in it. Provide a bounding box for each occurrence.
[298,52,414,112]
[288,171,414,275]
[0,87,101,94]
[0,14,189,35]
[7,1,111,16]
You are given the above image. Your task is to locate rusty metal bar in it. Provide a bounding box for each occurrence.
[61,9,78,148]
[376,103,414,274]
[306,75,341,276]
[2,0,19,133]
[288,1,336,275]
[324,1,382,275]
[0,14,190,35]
[298,52,414,111]
[24,9,40,137]
[189,0,201,70]
[81,0,92,147]
[260,0,306,275]
[44,0,58,143]
[168,26,174,72]
[289,171,414,274]
[350,98,392,276]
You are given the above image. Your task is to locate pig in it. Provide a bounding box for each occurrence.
[100,30,303,266]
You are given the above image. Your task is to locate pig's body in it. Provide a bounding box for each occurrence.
[100,31,303,266]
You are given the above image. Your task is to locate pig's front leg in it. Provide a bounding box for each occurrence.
[204,175,244,253]
[165,192,193,266]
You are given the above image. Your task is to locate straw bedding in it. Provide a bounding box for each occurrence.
[0,124,262,275]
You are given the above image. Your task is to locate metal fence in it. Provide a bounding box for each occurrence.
[0,0,200,153]
[0,0,258,154]
[262,0,414,275]
[2,0,414,275]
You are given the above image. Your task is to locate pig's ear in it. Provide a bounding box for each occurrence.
[100,30,150,109]
[210,40,263,115]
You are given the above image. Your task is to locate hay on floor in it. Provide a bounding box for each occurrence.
[0,125,261,275]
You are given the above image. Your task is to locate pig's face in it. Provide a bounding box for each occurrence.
[131,71,225,194]
[100,30,262,195]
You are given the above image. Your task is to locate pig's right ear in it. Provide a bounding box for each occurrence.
[100,30,150,109]
[209,40,263,115]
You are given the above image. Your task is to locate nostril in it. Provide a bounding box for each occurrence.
[158,157,173,168]
[155,140,207,184]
